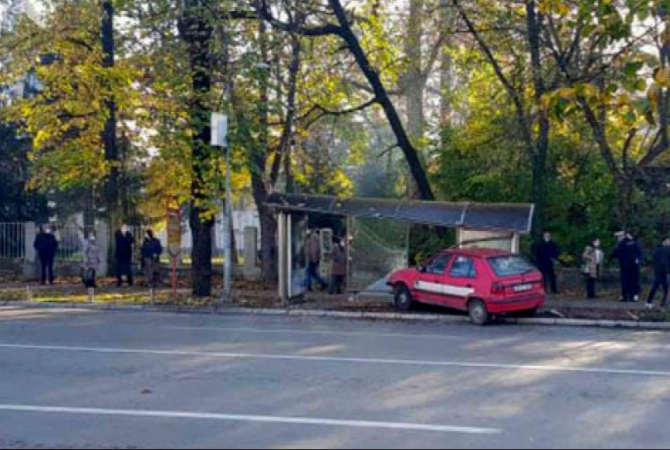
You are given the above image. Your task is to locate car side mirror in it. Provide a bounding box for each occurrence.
[418,265,427,273]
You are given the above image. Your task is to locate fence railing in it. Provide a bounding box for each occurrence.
[0,221,256,266]
[0,223,26,259]
[53,225,96,262]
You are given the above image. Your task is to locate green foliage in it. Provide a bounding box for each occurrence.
[2,0,670,271]
[0,121,48,221]
[0,0,138,193]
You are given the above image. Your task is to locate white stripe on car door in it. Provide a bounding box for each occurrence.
[415,281,474,298]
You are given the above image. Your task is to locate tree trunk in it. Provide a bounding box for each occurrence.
[179,0,215,297]
[271,33,301,193]
[329,0,434,201]
[439,0,454,131]
[101,0,119,273]
[405,0,425,143]
[531,143,547,237]
[617,177,635,231]
[404,0,425,198]
[258,207,277,285]
[526,0,549,238]
[102,1,118,215]
[251,20,279,285]
[190,209,213,297]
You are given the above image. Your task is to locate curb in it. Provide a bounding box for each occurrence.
[3,301,670,331]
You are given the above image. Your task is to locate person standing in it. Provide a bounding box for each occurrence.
[646,236,670,310]
[82,232,101,302]
[612,232,627,301]
[141,229,163,289]
[582,238,601,300]
[34,225,58,286]
[305,230,328,292]
[329,238,348,295]
[115,225,135,287]
[631,233,644,302]
[613,232,643,303]
[535,231,561,294]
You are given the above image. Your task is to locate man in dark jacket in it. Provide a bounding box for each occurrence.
[34,225,58,285]
[115,225,135,287]
[141,230,163,288]
[535,231,561,294]
[646,236,670,310]
[613,232,644,303]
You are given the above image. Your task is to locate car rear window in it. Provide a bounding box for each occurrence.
[488,256,537,277]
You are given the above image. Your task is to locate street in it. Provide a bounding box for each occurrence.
[1,307,670,449]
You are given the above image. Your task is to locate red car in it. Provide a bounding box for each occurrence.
[388,248,545,325]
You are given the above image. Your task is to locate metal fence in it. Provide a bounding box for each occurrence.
[53,225,96,262]
[0,220,254,264]
[0,223,26,259]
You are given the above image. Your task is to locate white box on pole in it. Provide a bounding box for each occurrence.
[211,113,228,148]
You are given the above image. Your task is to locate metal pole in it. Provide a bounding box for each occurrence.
[223,144,233,303]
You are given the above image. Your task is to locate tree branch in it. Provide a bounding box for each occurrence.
[302,98,378,128]
[377,143,399,158]
[252,0,343,37]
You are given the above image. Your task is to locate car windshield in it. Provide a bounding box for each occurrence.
[488,256,536,277]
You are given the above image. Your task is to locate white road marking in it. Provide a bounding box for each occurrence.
[1,343,670,378]
[0,321,468,341]
[164,326,465,341]
[0,405,501,435]
[4,320,670,351]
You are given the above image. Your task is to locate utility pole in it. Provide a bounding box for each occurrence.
[212,113,230,304]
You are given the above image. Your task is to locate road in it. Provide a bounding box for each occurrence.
[1,306,670,449]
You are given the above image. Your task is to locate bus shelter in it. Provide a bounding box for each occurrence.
[266,193,534,302]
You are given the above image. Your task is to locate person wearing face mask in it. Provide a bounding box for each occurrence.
[115,224,135,287]
[329,237,348,295]
[34,225,59,285]
[82,232,101,302]
[534,231,561,294]
[582,238,601,300]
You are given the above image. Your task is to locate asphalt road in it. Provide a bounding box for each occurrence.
[1,306,670,449]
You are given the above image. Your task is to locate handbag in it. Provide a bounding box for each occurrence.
[81,268,96,286]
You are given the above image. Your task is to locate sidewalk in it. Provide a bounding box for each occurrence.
[1,282,669,326]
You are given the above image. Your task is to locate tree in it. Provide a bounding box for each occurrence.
[541,0,670,227]
[0,121,48,221]
[254,0,435,201]
[0,0,138,213]
[178,0,217,297]
[453,0,553,236]
[101,0,122,226]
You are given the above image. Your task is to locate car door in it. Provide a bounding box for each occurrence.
[413,253,453,304]
[443,255,478,310]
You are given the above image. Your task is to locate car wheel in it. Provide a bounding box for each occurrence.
[394,285,414,312]
[468,299,489,326]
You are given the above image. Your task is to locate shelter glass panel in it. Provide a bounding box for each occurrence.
[349,217,409,292]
